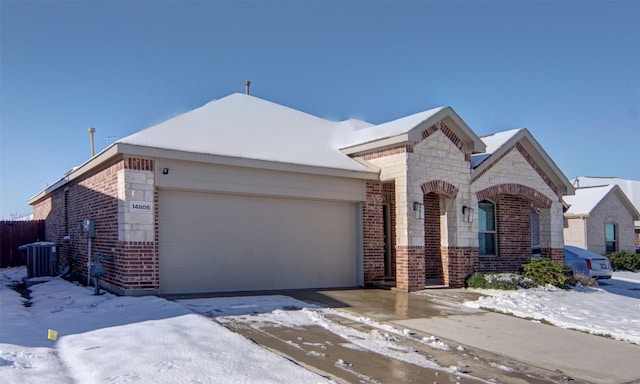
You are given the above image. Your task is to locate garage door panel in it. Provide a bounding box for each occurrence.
[158,190,357,294]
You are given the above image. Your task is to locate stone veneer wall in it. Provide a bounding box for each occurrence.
[563,218,587,249]
[111,157,158,294]
[355,123,568,290]
[585,191,637,254]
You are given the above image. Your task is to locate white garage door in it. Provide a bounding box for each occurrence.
[158,190,358,294]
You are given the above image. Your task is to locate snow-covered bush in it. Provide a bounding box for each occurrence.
[465,272,535,290]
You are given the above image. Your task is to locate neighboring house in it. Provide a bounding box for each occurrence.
[570,177,640,251]
[29,93,573,295]
[563,185,639,254]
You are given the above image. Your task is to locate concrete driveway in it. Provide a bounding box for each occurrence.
[280,288,640,384]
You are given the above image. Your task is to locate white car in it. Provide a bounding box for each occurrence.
[563,245,613,279]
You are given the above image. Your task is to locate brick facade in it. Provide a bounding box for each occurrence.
[442,246,477,287]
[395,246,425,291]
[31,156,159,295]
[363,181,385,282]
[423,193,442,280]
[541,247,564,261]
[382,182,397,277]
[31,102,570,295]
[476,195,532,273]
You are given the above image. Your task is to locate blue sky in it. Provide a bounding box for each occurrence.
[1,0,639,218]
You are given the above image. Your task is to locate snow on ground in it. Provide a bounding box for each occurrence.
[196,304,446,370]
[5,265,639,383]
[464,271,640,344]
[0,267,329,383]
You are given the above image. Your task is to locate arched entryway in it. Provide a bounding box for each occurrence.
[421,180,458,286]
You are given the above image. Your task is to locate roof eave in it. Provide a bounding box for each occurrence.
[120,144,381,180]
[29,143,380,206]
[28,143,121,205]
[564,213,590,219]
[340,134,412,156]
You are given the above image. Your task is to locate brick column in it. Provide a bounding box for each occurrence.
[395,245,425,291]
[424,193,442,280]
[542,248,564,261]
[363,181,385,283]
[444,246,478,287]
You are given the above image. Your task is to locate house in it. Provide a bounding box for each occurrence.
[566,177,640,253]
[29,93,574,295]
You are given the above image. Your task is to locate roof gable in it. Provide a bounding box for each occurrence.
[564,185,640,219]
[339,106,486,156]
[572,177,640,211]
[471,128,574,196]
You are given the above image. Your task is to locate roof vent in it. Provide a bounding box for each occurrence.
[88,127,96,157]
[245,80,251,95]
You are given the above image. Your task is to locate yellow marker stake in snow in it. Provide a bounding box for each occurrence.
[48,329,58,341]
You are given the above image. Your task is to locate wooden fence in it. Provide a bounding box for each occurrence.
[0,220,46,267]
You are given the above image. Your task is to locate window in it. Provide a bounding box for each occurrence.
[605,222,617,253]
[478,200,496,255]
[531,205,540,247]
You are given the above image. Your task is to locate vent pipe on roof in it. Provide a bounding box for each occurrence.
[245,80,251,95]
[88,127,96,157]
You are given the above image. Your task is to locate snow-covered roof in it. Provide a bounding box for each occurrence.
[563,185,616,215]
[337,107,445,147]
[119,93,376,173]
[470,128,523,168]
[571,177,640,225]
[339,106,486,155]
[469,127,574,196]
[564,184,640,221]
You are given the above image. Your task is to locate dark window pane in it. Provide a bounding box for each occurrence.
[605,241,616,253]
[479,233,496,255]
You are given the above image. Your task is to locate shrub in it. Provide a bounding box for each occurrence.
[608,251,640,271]
[522,257,568,288]
[466,272,487,289]
[465,272,520,290]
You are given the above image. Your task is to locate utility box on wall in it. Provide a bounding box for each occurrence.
[19,242,58,278]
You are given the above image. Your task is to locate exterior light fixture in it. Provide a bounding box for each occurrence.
[162,168,170,175]
[463,206,474,222]
[413,202,424,219]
